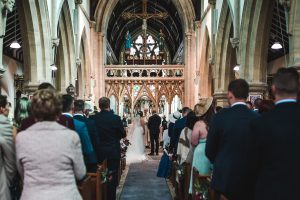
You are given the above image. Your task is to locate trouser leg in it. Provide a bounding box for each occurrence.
[154,135,159,154]
[107,159,120,200]
[150,134,154,154]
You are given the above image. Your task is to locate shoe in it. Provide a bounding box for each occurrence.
[148,153,154,156]
[156,153,159,155]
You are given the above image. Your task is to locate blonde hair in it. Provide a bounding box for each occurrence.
[31,89,62,121]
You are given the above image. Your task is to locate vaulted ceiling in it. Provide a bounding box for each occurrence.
[105,0,185,60]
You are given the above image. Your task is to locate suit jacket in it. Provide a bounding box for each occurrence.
[63,114,97,165]
[16,121,86,200]
[20,114,75,131]
[170,117,186,154]
[92,110,126,161]
[73,114,99,160]
[147,114,161,135]
[247,102,300,200]
[0,115,16,200]
[205,104,259,199]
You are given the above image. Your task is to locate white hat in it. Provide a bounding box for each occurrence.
[169,111,181,123]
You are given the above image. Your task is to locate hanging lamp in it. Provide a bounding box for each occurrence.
[10,6,21,49]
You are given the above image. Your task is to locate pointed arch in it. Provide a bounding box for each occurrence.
[56,0,76,93]
[213,0,235,103]
[17,0,52,87]
[240,0,273,86]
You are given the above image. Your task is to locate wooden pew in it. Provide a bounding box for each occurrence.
[176,163,192,200]
[191,167,211,200]
[87,160,108,200]
[78,176,94,200]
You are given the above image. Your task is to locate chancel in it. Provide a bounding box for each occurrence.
[0,0,300,200]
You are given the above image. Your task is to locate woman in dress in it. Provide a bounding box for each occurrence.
[126,112,146,163]
[16,89,86,200]
[189,97,215,194]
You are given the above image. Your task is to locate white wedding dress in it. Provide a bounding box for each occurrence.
[126,117,146,163]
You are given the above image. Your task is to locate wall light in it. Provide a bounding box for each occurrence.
[233,65,240,71]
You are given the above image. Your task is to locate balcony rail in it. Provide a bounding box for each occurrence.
[104,65,185,80]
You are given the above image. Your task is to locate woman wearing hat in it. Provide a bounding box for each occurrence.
[167,111,181,148]
[189,97,215,194]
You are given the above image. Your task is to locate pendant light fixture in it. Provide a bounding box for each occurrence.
[10,6,21,49]
[271,41,282,50]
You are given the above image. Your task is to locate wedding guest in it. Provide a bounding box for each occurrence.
[62,95,96,171]
[206,79,259,200]
[253,98,262,112]
[16,89,86,199]
[170,107,191,155]
[177,111,197,165]
[93,97,126,200]
[189,97,214,194]
[168,110,181,139]
[0,95,16,200]
[73,99,98,172]
[14,97,30,128]
[258,99,275,114]
[247,67,300,199]
[245,100,253,110]
[19,82,75,131]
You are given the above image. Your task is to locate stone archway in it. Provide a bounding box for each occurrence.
[56,0,76,93]
[213,0,235,106]
[239,0,274,95]
[17,0,52,91]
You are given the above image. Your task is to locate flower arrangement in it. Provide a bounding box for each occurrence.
[194,178,210,200]
[101,169,113,183]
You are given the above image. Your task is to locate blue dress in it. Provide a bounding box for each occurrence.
[189,139,212,193]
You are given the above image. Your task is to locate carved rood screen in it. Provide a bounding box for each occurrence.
[105,65,184,115]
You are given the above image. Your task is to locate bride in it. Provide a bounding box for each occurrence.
[126,114,146,163]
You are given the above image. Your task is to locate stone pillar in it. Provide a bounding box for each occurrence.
[184,32,197,108]
[230,0,240,66]
[213,92,228,107]
[92,31,105,101]
[0,0,15,78]
[288,0,300,69]
[195,21,201,100]
[248,82,268,100]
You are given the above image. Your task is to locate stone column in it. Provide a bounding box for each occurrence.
[0,0,15,78]
[288,0,300,70]
[184,31,197,108]
[230,0,240,67]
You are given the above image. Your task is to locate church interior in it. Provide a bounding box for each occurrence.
[0,0,299,199]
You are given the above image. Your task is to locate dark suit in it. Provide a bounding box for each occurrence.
[63,114,97,170]
[205,104,259,200]
[247,102,300,200]
[92,110,126,200]
[73,114,99,172]
[147,114,161,154]
[170,117,186,154]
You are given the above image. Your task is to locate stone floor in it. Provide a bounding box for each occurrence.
[119,156,173,200]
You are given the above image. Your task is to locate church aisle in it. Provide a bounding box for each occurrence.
[119,159,173,200]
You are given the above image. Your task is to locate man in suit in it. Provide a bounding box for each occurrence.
[247,68,300,200]
[93,97,126,200]
[62,95,96,171]
[205,79,259,200]
[170,107,191,155]
[147,110,161,155]
[73,99,98,172]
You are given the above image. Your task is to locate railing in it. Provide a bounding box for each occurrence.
[104,65,185,80]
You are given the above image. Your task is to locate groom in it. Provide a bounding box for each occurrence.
[147,110,161,155]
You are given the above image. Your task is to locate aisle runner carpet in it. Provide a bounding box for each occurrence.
[120,159,172,200]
